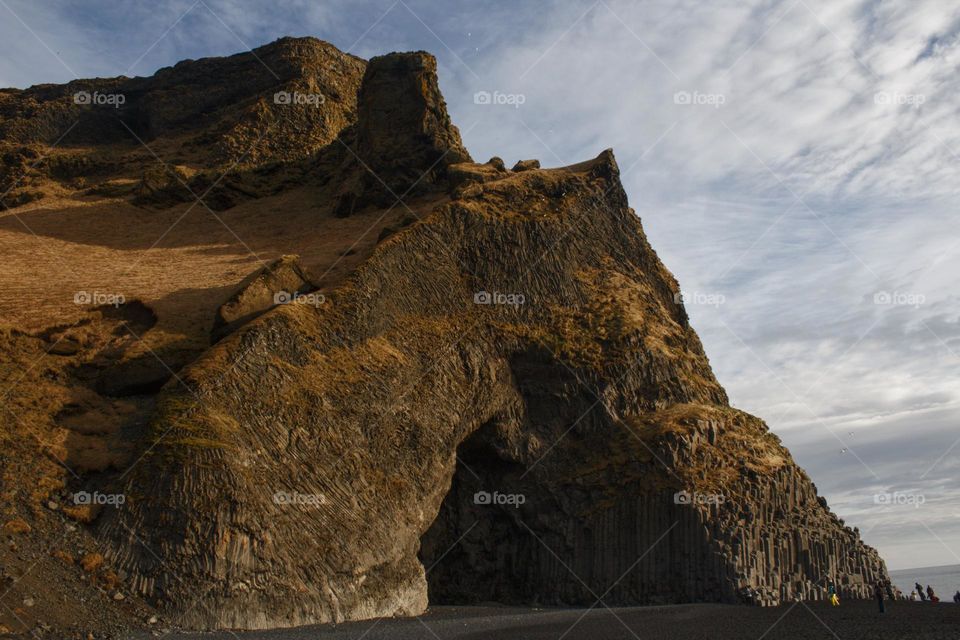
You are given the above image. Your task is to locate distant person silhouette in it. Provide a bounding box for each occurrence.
[917,582,927,601]
[884,579,895,601]
[875,581,886,613]
[953,590,960,604]
[910,591,917,602]
[927,585,938,603]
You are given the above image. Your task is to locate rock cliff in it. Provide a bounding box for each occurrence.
[0,37,888,635]
[99,46,884,631]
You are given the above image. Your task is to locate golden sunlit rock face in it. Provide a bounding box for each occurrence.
[1,37,887,633]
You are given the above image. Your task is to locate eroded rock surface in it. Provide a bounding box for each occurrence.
[0,37,366,165]
[102,143,887,629]
[332,52,472,217]
[211,255,317,343]
[0,36,889,635]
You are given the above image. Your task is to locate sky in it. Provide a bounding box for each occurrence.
[1,0,958,573]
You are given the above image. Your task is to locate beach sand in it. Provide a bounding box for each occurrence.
[146,600,959,639]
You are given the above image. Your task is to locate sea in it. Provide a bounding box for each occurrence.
[890,564,960,601]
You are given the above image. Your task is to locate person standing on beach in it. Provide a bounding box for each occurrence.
[927,585,938,603]
[884,579,895,601]
[917,582,927,601]
[910,591,918,602]
[828,581,840,607]
[953,590,960,604]
[874,582,886,613]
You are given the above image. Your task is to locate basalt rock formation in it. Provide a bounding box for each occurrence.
[0,37,365,164]
[211,255,317,343]
[0,37,888,635]
[331,52,472,217]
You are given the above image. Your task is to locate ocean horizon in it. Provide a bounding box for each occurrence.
[890,564,960,601]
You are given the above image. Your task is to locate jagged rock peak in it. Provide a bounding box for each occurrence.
[333,51,472,216]
[356,51,472,173]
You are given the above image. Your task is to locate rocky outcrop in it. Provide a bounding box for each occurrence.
[512,159,541,172]
[422,405,886,607]
[0,37,366,167]
[211,255,317,343]
[447,158,509,190]
[332,52,472,216]
[0,36,888,634]
[101,141,887,629]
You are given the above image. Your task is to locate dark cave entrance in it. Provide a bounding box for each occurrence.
[418,345,606,605]
[418,419,540,604]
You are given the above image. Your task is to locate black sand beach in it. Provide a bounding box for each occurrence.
[147,601,959,640]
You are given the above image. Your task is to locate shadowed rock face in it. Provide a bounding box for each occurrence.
[332,52,472,216]
[76,41,889,631]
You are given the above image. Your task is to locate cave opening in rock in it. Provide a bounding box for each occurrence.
[418,419,541,605]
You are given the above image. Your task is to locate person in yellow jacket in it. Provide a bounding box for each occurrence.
[828,580,840,606]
